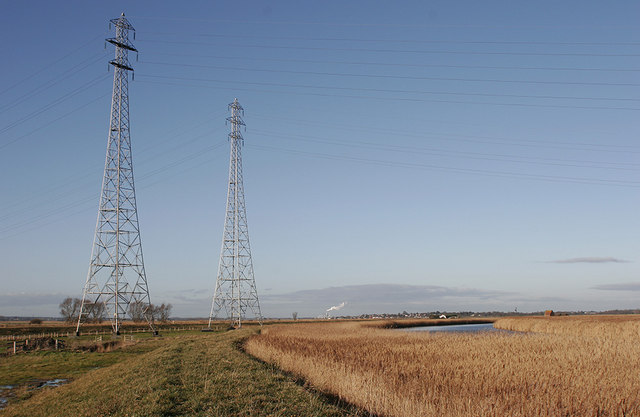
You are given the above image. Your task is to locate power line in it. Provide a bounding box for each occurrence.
[252,129,640,171]
[0,92,110,150]
[1,112,226,221]
[144,30,640,47]
[250,113,640,153]
[0,141,227,239]
[0,176,96,224]
[136,77,640,112]
[138,38,640,58]
[0,136,211,224]
[138,62,640,87]
[247,144,640,188]
[0,34,104,97]
[151,52,640,73]
[0,53,107,113]
[130,15,639,30]
[0,111,227,227]
[137,72,639,102]
[0,127,224,222]
[137,141,226,179]
[0,74,110,136]
[0,155,223,241]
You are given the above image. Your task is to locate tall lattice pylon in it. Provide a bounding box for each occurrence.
[76,13,155,336]
[208,99,262,329]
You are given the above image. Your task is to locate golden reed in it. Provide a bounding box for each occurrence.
[245,316,640,416]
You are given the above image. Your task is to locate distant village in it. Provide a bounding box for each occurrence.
[327,309,640,321]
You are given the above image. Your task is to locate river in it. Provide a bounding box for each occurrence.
[401,323,512,333]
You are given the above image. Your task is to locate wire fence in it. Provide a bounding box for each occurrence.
[0,326,208,341]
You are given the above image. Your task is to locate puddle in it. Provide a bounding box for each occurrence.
[39,379,67,388]
[0,386,11,411]
[0,380,68,410]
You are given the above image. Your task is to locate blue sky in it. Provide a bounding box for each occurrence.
[1,1,638,318]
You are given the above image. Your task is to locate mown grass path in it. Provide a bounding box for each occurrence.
[1,328,360,416]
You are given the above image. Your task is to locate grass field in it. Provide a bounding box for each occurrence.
[245,316,640,417]
[0,327,364,416]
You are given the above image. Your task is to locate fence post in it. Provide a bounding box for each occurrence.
[13,341,16,354]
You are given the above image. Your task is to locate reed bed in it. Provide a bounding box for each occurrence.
[245,317,640,416]
[494,315,640,339]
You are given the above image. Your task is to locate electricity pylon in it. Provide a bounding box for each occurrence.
[208,99,262,329]
[76,13,155,336]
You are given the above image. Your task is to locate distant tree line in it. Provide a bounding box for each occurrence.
[59,297,172,323]
[59,297,105,323]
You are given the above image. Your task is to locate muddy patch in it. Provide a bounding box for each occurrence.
[0,386,14,411]
[0,379,68,410]
[37,379,67,388]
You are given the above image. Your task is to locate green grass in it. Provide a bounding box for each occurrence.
[0,340,159,386]
[1,328,362,416]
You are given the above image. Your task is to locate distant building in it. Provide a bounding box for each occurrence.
[544,310,555,317]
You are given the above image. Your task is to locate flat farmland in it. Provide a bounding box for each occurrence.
[245,316,640,416]
[2,316,637,416]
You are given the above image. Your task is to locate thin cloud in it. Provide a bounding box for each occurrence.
[260,283,515,316]
[0,292,71,308]
[262,283,506,305]
[159,288,210,303]
[592,282,640,291]
[548,257,629,264]
[0,292,73,317]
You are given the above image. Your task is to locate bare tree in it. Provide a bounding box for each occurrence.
[128,300,147,322]
[292,312,298,321]
[85,302,105,323]
[60,297,105,323]
[146,303,172,322]
[128,301,172,323]
[59,297,81,323]
[157,303,172,322]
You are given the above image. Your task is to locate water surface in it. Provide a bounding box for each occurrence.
[402,323,511,333]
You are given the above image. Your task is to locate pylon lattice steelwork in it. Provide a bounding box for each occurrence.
[208,99,262,329]
[76,14,155,335]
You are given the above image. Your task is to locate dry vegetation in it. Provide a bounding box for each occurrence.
[494,314,640,339]
[245,316,640,417]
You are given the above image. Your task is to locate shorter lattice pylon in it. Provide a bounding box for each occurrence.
[208,99,262,329]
